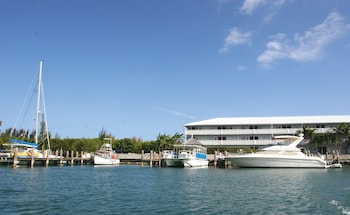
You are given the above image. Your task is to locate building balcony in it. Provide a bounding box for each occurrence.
[185,128,333,136]
[197,139,273,147]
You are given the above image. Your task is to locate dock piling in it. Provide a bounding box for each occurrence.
[150,150,153,168]
[59,148,63,166]
[141,150,144,168]
[12,148,18,168]
[45,149,49,167]
[71,150,74,166]
[81,151,84,165]
[30,147,35,168]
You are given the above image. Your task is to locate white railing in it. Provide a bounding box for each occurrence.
[197,139,273,147]
[185,128,333,136]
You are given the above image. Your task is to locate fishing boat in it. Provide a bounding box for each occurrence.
[162,137,208,168]
[93,138,120,165]
[225,135,341,168]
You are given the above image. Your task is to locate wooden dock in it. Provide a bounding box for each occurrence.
[0,150,165,168]
[1,149,349,168]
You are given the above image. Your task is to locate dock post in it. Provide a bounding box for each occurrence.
[75,151,79,165]
[159,151,162,167]
[150,150,153,168]
[336,150,340,164]
[30,147,35,168]
[45,149,49,167]
[66,150,70,165]
[81,151,84,165]
[141,150,144,168]
[59,148,63,166]
[71,150,74,166]
[214,150,217,168]
[12,148,18,168]
[225,151,229,167]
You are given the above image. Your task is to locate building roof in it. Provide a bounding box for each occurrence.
[183,137,203,145]
[185,115,350,126]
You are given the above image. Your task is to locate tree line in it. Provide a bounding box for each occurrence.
[1,123,350,154]
[0,126,183,154]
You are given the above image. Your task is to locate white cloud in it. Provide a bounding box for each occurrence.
[153,107,195,120]
[240,0,266,15]
[257,11,350,66]
[237,65,248,71]
[240,0,287,19]
[219,27,252,53]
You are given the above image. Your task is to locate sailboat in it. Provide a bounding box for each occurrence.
[7,61,51,158]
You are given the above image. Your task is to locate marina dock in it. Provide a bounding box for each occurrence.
[0,150,165,168]
[1,150,349,168]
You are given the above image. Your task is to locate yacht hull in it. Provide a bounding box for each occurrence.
[226,155,326,168]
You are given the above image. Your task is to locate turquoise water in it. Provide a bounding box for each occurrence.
[0,165,349,215]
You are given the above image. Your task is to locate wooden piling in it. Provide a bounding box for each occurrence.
[12,148,18,168]
[81,151,84,165]
[337,150,340,164]
[71,150,74,166]
[59,148,63,166]
[150,150,153,168]
[214,150,217,168]
[30,147,35,168]
[141,150,144,168]
[158,151,162,167]
[45,149,49,167]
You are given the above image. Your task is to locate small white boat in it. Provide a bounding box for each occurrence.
[93,138,120,165]
[225,135,337,168]
[162,137,208,168]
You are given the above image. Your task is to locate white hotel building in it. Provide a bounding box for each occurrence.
[184,115,350,148]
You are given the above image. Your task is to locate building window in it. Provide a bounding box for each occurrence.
[315,124,325,128]
[218,136,226,140]
[249,125,258,129]
[250,136,259,140]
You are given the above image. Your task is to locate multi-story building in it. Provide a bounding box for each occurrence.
[184,115,350,149]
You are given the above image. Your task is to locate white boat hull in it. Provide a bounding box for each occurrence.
[226,155,326,168]
[162,158,182,167]
[180,158,209,168]
[93,155,120,165]
[162,158,208,168]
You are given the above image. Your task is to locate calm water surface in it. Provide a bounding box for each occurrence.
[0,165,349,215]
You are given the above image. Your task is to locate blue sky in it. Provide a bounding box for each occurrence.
[1,0,350,140]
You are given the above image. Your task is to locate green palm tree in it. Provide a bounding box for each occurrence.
[156,133,183,151]
[333,123,350,153]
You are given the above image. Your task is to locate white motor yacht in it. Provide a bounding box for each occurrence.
[225,135,339,168]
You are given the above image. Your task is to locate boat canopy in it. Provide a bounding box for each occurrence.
[9,139,39,149]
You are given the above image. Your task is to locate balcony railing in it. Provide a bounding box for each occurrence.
[196,139,273,147]
[185,128,333,136]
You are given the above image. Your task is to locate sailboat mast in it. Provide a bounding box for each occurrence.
[35,61,43,144]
